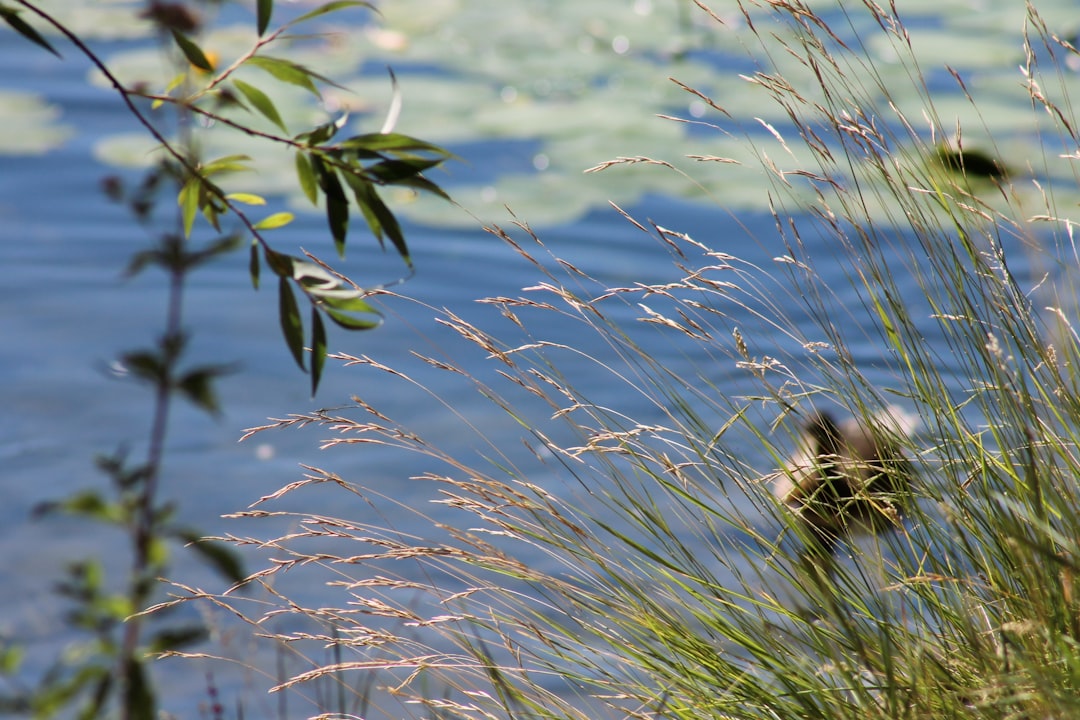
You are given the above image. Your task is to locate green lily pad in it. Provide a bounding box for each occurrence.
[0,90,73,155]
[72,0,1080,229]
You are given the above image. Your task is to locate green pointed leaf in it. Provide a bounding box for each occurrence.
[0,642,23,674]
[246,55,320,97]
[170,29,214,72]
[327,193,349,256]
[297,118,343,147]
[367,157,444,183]
[0,7,60,57]
[311,307,326,396]
[149,626,209,654]
[319,292,379,314]
[174,530,246,584]
[39,490,122,524]
[342,171,410,266]
[125,249,164,277]
[249,239,260,289]
[193,233,243,264]
[201,203,222,232]
[146,534,171,570]
[312,156,349,254]
[385,172,452,201]
[233,78,288,134]
[264,247,295,277]
[295,151,319,205]
[256,0,273,36]
[155,72,186,108]
[309,154,343,193]
[176,364,233,416]
[178,177,200,237]
[278,277,305,371]
[253,211,294,230]
[177,372,219,415]
[163,72,186,95]
[339,132,453,158]
[286,0,372,28]
[323,306,382,330]
[226,192,266,205]
[83,669,114,720]
[123,350,167,384]
[202,153,252,175]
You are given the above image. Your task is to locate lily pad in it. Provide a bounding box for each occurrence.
[63,0,1080,228]
[18,0,153,41]
[0,90,73,155]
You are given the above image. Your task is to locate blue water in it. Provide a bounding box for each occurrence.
[0,7,1053,718]
[0,50,882,720]
[0,26,771,714]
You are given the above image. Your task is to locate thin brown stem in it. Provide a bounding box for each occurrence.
[15,1,272,252]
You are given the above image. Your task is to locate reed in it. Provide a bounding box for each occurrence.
[168,1,1080,717]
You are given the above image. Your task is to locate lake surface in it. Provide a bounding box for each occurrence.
[1,2,1073,717]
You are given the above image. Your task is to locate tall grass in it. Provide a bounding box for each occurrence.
[166,1,1080,717]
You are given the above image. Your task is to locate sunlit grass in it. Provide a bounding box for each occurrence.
[165,1,1080,718]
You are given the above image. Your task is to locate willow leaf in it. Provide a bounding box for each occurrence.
[247,56,320,97]
[170,29,214,71]
[256,0,273,36]
[310,308,326,396]
[253,212,294,230]
[278,277,305,371]
[0,7,59,57]
[287,1,372,28]
[249,239,260,289]
[323,306,381,331]
[295,151,319,205]
[233,79,288,134]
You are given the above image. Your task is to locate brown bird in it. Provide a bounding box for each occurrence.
[774,409,915,559]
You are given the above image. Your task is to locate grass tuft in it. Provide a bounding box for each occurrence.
[169,1,1080,718]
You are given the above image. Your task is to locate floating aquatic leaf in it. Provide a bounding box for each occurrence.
[0,90,73,155]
